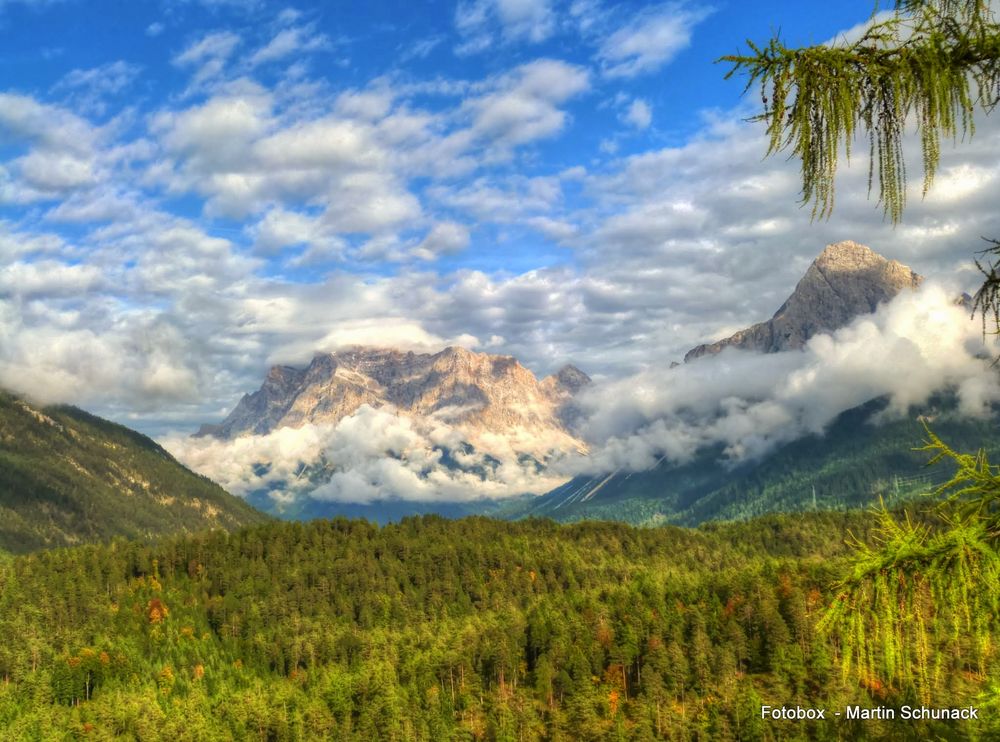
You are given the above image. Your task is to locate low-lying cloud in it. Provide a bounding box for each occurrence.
[162,403,571,504]
[566,282,1000,474]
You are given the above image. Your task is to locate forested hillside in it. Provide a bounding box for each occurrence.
[0,513,993,740]
[521,396,1000,526]
[0,390,269,553]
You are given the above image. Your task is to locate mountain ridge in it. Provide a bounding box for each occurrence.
[685,240,922,361]
[199,345,590,458]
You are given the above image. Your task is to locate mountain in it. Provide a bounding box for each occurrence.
[511,394,1000,525]
[685,240,922,361]
[200,346,589,454]
[192,346,590,518]
[0,390,268,554]
[515,241,980,526]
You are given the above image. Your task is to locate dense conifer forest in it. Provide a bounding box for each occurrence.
[1,511,994,740]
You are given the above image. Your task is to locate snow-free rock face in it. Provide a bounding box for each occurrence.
[684,241,922,362]
[198,346,588,456]
[540,364,592,430]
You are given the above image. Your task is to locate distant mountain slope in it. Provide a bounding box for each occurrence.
[0,390,269,554]
[515,395,1000,526]
[685,241,922,361]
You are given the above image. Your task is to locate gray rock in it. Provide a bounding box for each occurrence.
[684,240,922,362]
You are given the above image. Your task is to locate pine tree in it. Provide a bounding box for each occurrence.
[722,0,999,223]
[725,0,1000,697]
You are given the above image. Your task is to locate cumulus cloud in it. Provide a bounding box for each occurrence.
[163,404,570,503]
[250,207,343,255]
[163,280,999,505]
[0,303,201,409]
[413,221,470,260]
[568,283,1000,473]
[597,3,710,78]
[143,58,586,233]
[623,98,652,129]
[464,60,590,150]
[0,93,100,199]
[0,222,65,259]
[1,3,999,460]
[172,31,241,91]
[267,318,478,365]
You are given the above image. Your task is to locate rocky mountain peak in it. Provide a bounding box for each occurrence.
[684,240,922,362]
[199,345,589,457]
[542,365,592,395]
[814,239,885,267]
[540,365,592,432]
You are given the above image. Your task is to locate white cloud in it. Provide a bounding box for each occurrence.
[401,34,445,61]
[15,150,95,191]
[143,60,587,232]
[570,283,998,473]
[413,221,470,260]
[455,0,556,54]
[46,188,141,223]
[163,403,572,504]
[249,25,329,67]
[0,0,998,471]
[465,60,590,149]
[0,222,65,260]
[172,31,241,91]
[597,3,710,78]
[53,60,142,115]
[250,207,343,256]
[55,60,140,95]
[174,30,241,66]
[0,260,104,297]
[266,318,478,367]
[322,171,423,233]
[0,303,201,409]
[429,174,564,223]
[0,94,101,199]
[623,98,652,129]
[0,93,97,152]
[334,88,395,120]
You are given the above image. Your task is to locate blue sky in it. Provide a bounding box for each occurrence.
[1,0,999,437]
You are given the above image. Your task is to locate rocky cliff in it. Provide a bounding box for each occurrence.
[199,346,590,457]
[684,241,922,362]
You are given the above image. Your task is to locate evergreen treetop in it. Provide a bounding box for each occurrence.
[722,0,1000,222]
